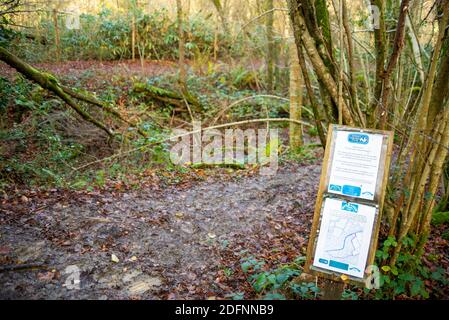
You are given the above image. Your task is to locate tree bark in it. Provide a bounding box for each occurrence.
[378,0,411,129]
[289,41,303,149]
[176,0,186,88]
[296,43,326,146]
[52,9,61,62]
[210,0,230,35]
[288,0,354,125]
[265,0,275,92]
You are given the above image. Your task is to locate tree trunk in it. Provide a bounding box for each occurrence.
[210,0,230,35]
[265,0,275,92]
[289,41,303,150]
[53,9,61,62]
[427,24,449,129]
[177,0,187,88]
[288,0,354,126]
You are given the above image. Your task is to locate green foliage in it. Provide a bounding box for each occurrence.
[0,51,292,191]
[225,292,245,300]
[284,144,320,164]
[0,25,17,47]
[341,289,359,300]
[0,78,79,186]
[373,235,448,299]
[442,230,449,240]
[0,77,13,110]
[239,254,320,300]
[228,66,259,90]
[431,211,449,226]
[8,8,240,63]
[307,126,319,137]
[290,282,320,299]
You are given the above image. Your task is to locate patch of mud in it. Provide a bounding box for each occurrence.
[0,163,321,299]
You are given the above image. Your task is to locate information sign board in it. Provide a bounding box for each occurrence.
[305,125,393,284]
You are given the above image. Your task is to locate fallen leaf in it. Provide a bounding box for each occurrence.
[175,212,184,219]
[167,293,177,300]
[128,281,150,294]
[0,246,10,254]
[208,233,216,239]
[111,254,120,263]
[37,271,55,281]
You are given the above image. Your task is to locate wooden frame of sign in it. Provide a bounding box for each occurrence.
[304,124,394,285]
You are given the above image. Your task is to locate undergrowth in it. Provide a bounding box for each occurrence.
[0,60,299,192]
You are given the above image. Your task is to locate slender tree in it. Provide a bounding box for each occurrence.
[265,0,275,92]
[177,0,187,88]
[210,0,230,35]
[289,40,303,149]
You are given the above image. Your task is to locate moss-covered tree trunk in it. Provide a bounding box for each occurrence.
[287,0,354,126]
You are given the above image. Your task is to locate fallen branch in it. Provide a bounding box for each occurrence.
[60,85,147,137]
[133,82,201,111]
[0,46,115,137]
[73,117,313,172]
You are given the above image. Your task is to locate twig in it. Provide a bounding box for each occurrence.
[238,8,289,35]
[211,94,312,125]
[0,263,48,273]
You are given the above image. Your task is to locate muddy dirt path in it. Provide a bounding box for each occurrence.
[0,163,320,299]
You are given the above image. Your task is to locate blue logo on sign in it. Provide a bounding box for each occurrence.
[329,184,342,192]
[349,267,361,272]
[341,202,359,213]
[348,133,369,144]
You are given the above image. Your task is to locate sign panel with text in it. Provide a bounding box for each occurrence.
[327,131,384,200]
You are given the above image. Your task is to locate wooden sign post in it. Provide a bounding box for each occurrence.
[305,124,393,297]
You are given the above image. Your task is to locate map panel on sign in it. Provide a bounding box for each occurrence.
[312,198,376,278]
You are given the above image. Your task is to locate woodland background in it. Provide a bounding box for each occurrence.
[0,0,448,299]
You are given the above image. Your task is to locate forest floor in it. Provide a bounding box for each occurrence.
[0,59,177,81]
[0,162,320,299]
